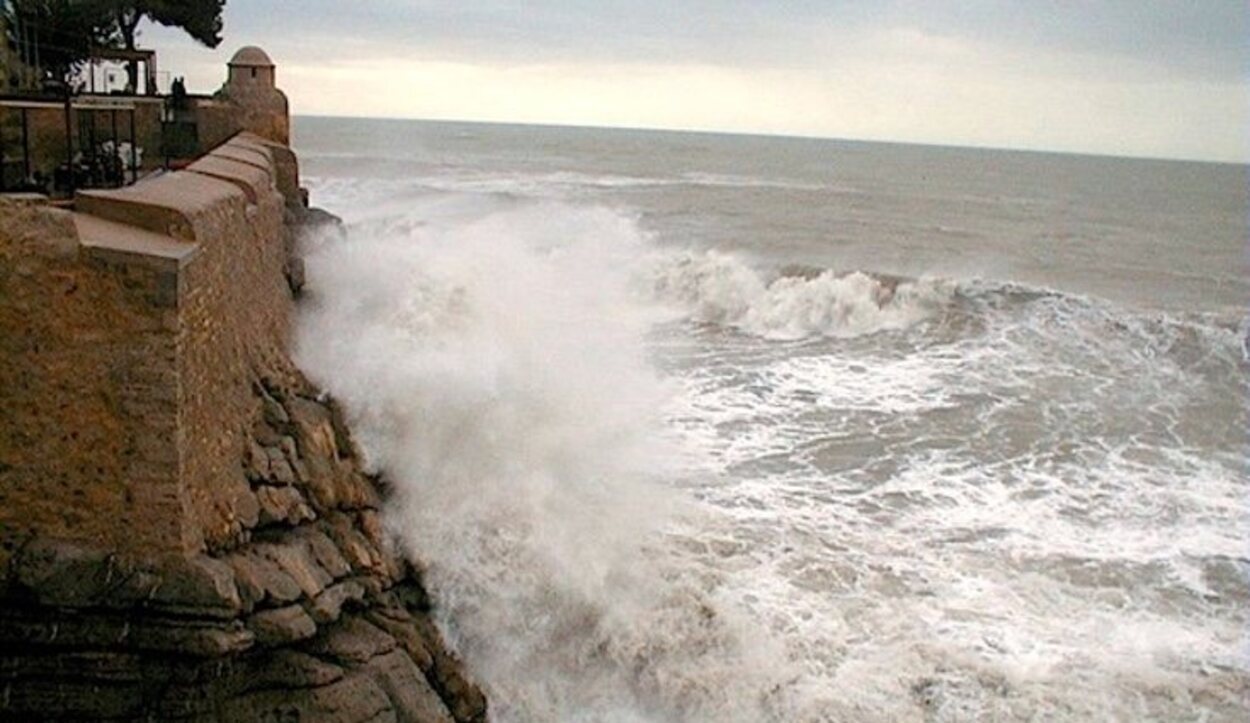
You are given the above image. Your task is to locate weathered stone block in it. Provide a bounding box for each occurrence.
[366,611,434,673]
[256,485,314,526]
[247,649,345,690]
[325,513,382,573]
[245,438,271,481]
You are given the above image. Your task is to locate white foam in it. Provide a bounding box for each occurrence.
[646,250,953,340]
[300,174,1250,721]
[297,195,815,722]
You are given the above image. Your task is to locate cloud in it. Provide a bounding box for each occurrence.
[137,1,1248,161]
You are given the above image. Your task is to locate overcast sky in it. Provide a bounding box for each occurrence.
[141,1,1247,162]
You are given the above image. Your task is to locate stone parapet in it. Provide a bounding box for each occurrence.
[0,133,297,559]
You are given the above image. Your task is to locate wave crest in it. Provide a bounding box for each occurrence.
[647,251,954,339]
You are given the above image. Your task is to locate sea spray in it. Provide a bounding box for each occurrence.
[296,200,812,721]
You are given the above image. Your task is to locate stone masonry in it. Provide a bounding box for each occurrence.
[0,50,487,721]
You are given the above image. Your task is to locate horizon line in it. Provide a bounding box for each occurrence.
[290,112,1249,167]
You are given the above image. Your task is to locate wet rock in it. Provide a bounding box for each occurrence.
[366,611,434,672]
[287,395,336,451]
[13,538,146,608]
[257,542,332,598]
[412,615,488,723]
[147,556,242,619]
[248,604,317,645]
[296,525,353,579]
[360,510,387,549]
[249,649,345,689]
[228,551,303,606]
[221,671,394,723]
[308,616,397,665]
[325,513,382,573]
[257,485,315,526]
[308,580,366,624]
[365,649,455,723]
[286,256,306,296]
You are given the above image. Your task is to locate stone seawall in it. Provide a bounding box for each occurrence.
[0,135,487,721]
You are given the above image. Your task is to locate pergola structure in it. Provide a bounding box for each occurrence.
[84,47,160,95]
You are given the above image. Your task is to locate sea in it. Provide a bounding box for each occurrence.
[291,116,1249,722]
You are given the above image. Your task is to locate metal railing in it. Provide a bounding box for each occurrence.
[0,94,142,195]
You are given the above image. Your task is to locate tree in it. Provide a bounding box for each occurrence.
[3,0,118,88]
[112,0,224,91]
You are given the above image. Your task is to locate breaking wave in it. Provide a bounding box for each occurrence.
[645,250,954,340]
[295,201,813,721]
[295,181,1249,722]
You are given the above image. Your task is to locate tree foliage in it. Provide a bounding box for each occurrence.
[2,0,225,90]
[3,0,119,84]
[112,1,224,50]
[111,1,224,91]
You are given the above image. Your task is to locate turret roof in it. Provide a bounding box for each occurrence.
[229,46,274,68]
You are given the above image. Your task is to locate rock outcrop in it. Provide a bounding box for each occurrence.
[0,359,486,722]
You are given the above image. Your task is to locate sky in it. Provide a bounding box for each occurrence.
[139,1,1248,162]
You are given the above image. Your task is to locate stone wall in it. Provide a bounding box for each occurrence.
[0,196,195,555]
[0,132,488,720]
[2,133,297,558]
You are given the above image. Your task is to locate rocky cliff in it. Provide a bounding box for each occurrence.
[0,368,487,721]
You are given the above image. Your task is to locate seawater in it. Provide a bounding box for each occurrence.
[291,117,1249,722]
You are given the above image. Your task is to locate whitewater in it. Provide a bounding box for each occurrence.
[293,118,1249,722]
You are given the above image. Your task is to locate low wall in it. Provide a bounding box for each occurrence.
[0,132,299,559]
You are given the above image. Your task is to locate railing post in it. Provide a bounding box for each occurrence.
[21,107,31,183]
[111,109,120,187]
[129,109,137,185]
[64,93,74,194]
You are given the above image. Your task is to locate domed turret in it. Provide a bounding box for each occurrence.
[227,46,276,87]
[215,46,289,145]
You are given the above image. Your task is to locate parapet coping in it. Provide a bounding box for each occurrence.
[74,212,199,268]
[67,132,283,268]
[76,171,247,241]
[213,145,272,172]
[187,155,273,204]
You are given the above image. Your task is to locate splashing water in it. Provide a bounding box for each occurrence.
[294,123,1249,722]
